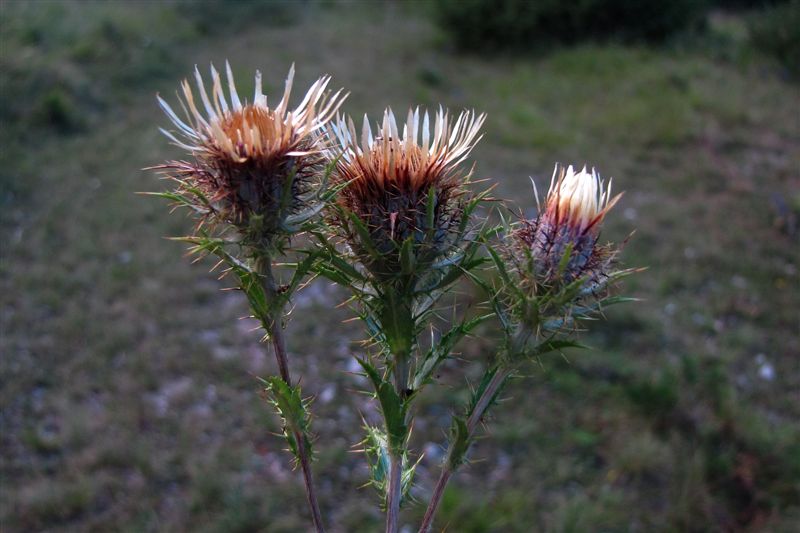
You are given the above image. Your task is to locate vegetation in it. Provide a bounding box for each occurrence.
[1,1,798,531]
[749,0,800,77]
[433,0,707,51]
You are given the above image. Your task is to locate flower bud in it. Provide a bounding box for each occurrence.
[515,164,622,290]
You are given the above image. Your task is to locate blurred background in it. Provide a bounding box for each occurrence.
[1,1,798,531]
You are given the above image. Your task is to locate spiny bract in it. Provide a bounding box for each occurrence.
[327,107,485,281]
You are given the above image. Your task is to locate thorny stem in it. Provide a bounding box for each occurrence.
[268,310,292,384]
[386,350,410,533]
[386,455,402,533]
[393,353,409,397]
[418,366,513,533]
[467,367,512,434]
[259,258,326,533]
[418,465,451,533]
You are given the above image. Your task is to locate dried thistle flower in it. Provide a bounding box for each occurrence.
[318,107,487,531]
[154,62,346,249]
[149,63,346,532]
[513,164,622,292]
[327,107,485,282]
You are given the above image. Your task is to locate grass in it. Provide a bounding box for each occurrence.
[1,1,799,531]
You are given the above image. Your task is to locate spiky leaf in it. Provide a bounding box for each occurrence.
[400,237,416,275]
[362,425,391,497]
[412,313,491,389]
[446,416,471,470]
[362,426,419,507]
[261,376,313,462]
[357,358,408,455]
[467,366,508,417]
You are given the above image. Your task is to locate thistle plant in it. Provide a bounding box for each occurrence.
[149,63,345,533]
[316,108,488,533]
[418,164,639,531]
[146,61,638,532]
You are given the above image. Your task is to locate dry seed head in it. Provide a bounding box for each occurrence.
[327,107,485,277]
[155,63,346,240]
[515,164,622,290]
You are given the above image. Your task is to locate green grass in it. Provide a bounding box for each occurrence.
[1,1,799,532]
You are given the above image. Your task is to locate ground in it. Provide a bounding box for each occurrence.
[1,1,799,532]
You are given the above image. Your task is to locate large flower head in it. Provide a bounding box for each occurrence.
[154,63,345,247]
[327,107,485,281]
[513,164,622,291]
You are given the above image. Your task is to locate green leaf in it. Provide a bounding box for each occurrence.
[412,313,491,389]
[533,338,588,356]
[551,273,591,308]
[378,291,415,356]
[170,234,285,324]
[418,246,487,295]
[484,244,514,290]
[401,454,421,505]
[284,250,320,297]
[260,376,313,462]
[318,169,351,203]
[361,425,419,507]
[556,242,575,278]
[140,191,209,215]
[238,270,273,324]
[464,187,493,216]
[425,186,437,232]
[312,263,351,286]
[362,425,391,496]
[541,316,573,332]
[566,294,639,324]
[469,273,512,333]
[467,366,506,416]
[281,201,325,232]
[446,416,470,470]
[429,251,466,271]
[358,309,384,342]
[422,263,464,293]
[600,295,639,306]
[308,230,367,284]
[327,252,367,283]
[357,358,408,455]
[181,184,212,207]
[400,237,416,276]
[346,210,383,263]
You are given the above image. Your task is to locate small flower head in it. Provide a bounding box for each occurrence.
[542,164,619,236]
[154,63,345,247]
[513,164,622,291]
[327,107,485,281]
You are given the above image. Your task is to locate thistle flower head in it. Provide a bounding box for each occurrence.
[327,107,485,281]
[154,63,346,247]
[513,164,622,292]
[541,164,619,237]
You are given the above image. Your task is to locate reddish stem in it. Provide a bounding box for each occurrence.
[261,259,325,533]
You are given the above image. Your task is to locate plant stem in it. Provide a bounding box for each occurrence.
[259,257,326,533]
[393,353,408,396]
[466,366,511,435]
[386,454,402,533]
[417,366,512,533]
[418,468,451,533]
[268,313,292,384]
[386,350,410,533]
[268,320,326,533]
